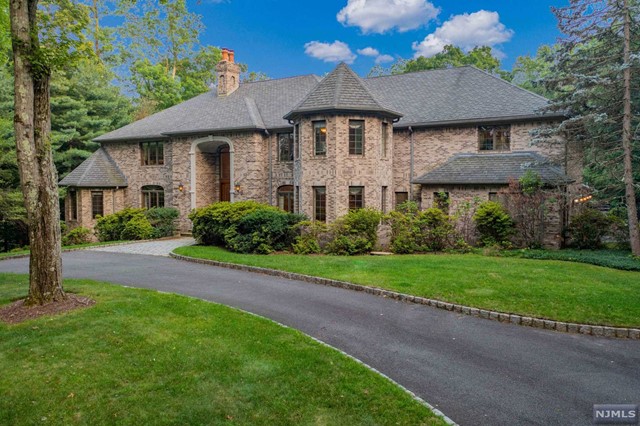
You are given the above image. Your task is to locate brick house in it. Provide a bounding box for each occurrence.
[60,49,580,247]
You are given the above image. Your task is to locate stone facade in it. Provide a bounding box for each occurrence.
[66,118,580,248]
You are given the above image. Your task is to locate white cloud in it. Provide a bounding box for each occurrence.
[304,40,357,64]
[357,47,380,56]
[337,0,440,34]
[412,10,514,58]
[375,54,394,64]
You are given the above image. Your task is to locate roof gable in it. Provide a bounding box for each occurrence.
[284,63,401,119]
[59,148,127,188]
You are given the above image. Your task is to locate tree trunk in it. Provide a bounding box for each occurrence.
[10,0,65,305]
[92,0,100,59]
[622,0,640,255]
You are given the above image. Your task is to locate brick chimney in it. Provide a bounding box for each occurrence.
[216,48,240,96]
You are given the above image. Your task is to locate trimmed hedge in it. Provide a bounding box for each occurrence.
[189,201,305,254]
[95,207,179,241]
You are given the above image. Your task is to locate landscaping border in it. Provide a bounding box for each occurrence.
[170,252,640,340]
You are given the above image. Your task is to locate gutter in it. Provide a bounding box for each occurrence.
[409,126,414,201]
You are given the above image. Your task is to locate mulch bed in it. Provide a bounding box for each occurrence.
[0,294,95,324]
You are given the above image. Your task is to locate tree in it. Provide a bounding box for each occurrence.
[51,59,133,177]
[391,45,505,76]
[9,0,92,304]
[545,0,640,255]
[510,45,557,98]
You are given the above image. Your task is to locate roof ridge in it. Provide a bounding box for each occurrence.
[244,97,266,129]
[239,73,321,85]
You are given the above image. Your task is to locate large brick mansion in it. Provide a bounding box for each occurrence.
[61,49,580,247]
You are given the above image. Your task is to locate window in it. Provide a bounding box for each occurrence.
[434,192,450,213]
[313,187,326,222]
[381,186,388,214]
[349,186,364,210]
[294,124,300,159]
[489,192,499,202]
[395,192,408,208]
[91,191,104,218]
[349,120,364,155]
[478,126,510,151]
[68,190,77,220]
[278,133,294,162]
[313,121,327,156]
[381,122,388,157]
[277,185,294,213]
[142,185,165,209]
[141,141,164,165]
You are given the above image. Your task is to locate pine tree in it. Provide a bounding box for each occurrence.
[545,0,640,254]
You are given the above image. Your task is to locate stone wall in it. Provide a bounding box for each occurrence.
[64,187,126,235]
[298,114,393,222]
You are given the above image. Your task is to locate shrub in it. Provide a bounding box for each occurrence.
[386,207,461,254]
[189,201,269,245]
[225,209,305,254]
[145,207,179,238]
[121,214,154,240]
[292,221,328,254]
[473,201,514,246]
[95,208,147,242]
[62,226,92,246]
[326,209,382,255]
[569,208,611,249]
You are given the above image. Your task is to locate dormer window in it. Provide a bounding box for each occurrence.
[478,125,510,151]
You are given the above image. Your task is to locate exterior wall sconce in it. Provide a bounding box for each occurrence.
[234,183,242,195]
[178,182,185,192]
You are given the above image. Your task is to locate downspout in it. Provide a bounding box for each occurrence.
[266,129,273,206]
[409,126,414,201]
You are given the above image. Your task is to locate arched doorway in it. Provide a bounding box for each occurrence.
[190,136,234,210]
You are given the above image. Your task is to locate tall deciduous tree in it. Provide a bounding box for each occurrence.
[546,0,640,254]
[390,45,506,76]
[9,0,91,303]
[10,0,65,304]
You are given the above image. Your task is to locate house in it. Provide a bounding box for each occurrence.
[60,49,581,248]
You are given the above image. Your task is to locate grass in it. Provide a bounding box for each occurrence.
[175,245,640,328]
[0,273,443,426]
[499,248,640,271]
[0,241,128,259]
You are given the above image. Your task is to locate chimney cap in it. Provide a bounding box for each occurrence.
[221,48,229,62]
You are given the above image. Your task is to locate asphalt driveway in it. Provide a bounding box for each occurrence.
[1,251,638,425]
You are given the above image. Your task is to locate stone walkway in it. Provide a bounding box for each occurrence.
[88,237,195,257]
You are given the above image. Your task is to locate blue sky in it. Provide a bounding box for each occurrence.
[192,0,569,78]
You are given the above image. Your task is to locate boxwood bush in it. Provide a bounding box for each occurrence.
[473,201,514,247]
[145,207,180,238]
[189,201,267,246]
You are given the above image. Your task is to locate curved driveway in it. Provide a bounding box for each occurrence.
[1,251,639,426]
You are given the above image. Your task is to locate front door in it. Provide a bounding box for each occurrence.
[219,146,230,202]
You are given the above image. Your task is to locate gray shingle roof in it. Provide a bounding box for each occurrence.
[284,63,401,119]
[412,152,573,185]
[59,148,127,187]
[95,75,322,142]
[364,66,561,128]
[94,64,562,142]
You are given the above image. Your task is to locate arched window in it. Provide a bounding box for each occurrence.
[142,185,164,209]
[277,185,294,213]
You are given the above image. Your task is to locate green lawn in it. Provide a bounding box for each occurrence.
[0,241,128,259]
[0,274,443,426]
[175,245,640,328]
[500,249,640,271]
